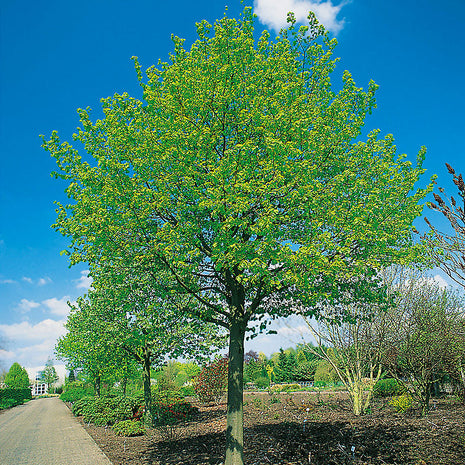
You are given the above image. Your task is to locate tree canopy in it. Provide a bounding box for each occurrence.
[5,362,30,389]
[44,8,433,465]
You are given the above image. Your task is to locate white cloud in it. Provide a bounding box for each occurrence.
[0,278,16,284]
[0,319,67,368]
[17,298,40,313]
[0,319,66,344]
[254,0,346,34]
[38,277,52,286]
[75,270,92,290]
[431,274,449,289]
[277,324,312,336]
[42,297,73,317]
[22,277,34,284]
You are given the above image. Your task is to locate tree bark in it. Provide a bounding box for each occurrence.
[142,348,152,423]
[225,318,246,465]
[94,374,101,397]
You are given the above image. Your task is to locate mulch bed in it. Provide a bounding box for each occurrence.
[80,392,465,465]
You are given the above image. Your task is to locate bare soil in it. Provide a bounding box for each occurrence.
[80,392,465,465]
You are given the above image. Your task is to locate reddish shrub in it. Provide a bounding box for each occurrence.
[194,357,228,404]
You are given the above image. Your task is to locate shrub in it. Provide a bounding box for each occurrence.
[373,378,405,398]
[194,357,228,404]
[153,389,183,404]
[113,419,145,437]
[60,383,93,403]
[82,396,134,426]
[270,383,301,392]
[151,400,198,426]
[389,394,414,414]
[179,385,195,397]
[0,388,32,410]
[255,376,270,389]
[72,396,94,416]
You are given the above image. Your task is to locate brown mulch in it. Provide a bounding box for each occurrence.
[79,392,465,465]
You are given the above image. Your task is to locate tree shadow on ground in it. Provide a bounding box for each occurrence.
[146,419,425,465]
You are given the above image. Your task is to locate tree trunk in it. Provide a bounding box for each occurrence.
[142,350,152,423]
[94,374,101,397]
[225,318,246,465]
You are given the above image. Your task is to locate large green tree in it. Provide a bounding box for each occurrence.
[44,9,433,464]
[5,362,30,389]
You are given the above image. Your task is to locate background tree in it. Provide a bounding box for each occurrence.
[67,369,75,383]
[424,163,465,289]
[83,266,224,418]
[302,299,389,415]
[5,362,30,389]
[40,358,59,392]
[383,269,465,415]
[55,298,130,396]
[44,8,433,465]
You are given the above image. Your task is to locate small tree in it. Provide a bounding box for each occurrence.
[303,301,388,415]
[5,362,30,389]
[383,269,465,415]
[40,358,59,392]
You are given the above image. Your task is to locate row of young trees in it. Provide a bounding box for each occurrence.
[43,7,461,465]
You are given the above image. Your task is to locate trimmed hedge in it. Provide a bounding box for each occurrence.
[0,388,32,410]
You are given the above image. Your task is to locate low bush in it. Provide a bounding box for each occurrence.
[271,383,301,392]
[151,400,198,426]
[113,420,145,437]
[81,396,134,426]
[389,394,414,414]
[373,378,405,398]
[179,385,195,397]
[255,376,270,389]
[72,396,94,416]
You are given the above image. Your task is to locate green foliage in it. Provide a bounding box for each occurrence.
[270,383,301,392]
[373,378,405,398]
[293,360,318,382]
[113,419,145,437]
[179,385,195,397]
[274,349,298,383]
[81,396,134,426]
[72,396,95,416]
[44,6,434,464]
[60,382,94,402]
[389,394,414,414]
[194,357,228,404]
[314,360,338,384]
[40,358,59,389]
[5,362,30,389]
[254,376,270,389]
[0,388,32,410]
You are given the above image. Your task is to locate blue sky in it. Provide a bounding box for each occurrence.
[1,0,464,373]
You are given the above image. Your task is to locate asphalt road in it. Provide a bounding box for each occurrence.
[0,397,112,465]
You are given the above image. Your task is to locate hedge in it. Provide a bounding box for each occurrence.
[0,388,32,410]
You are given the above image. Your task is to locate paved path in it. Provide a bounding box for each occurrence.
[0,397,112,465]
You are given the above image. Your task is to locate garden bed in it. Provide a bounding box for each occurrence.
[81,391,465,464]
